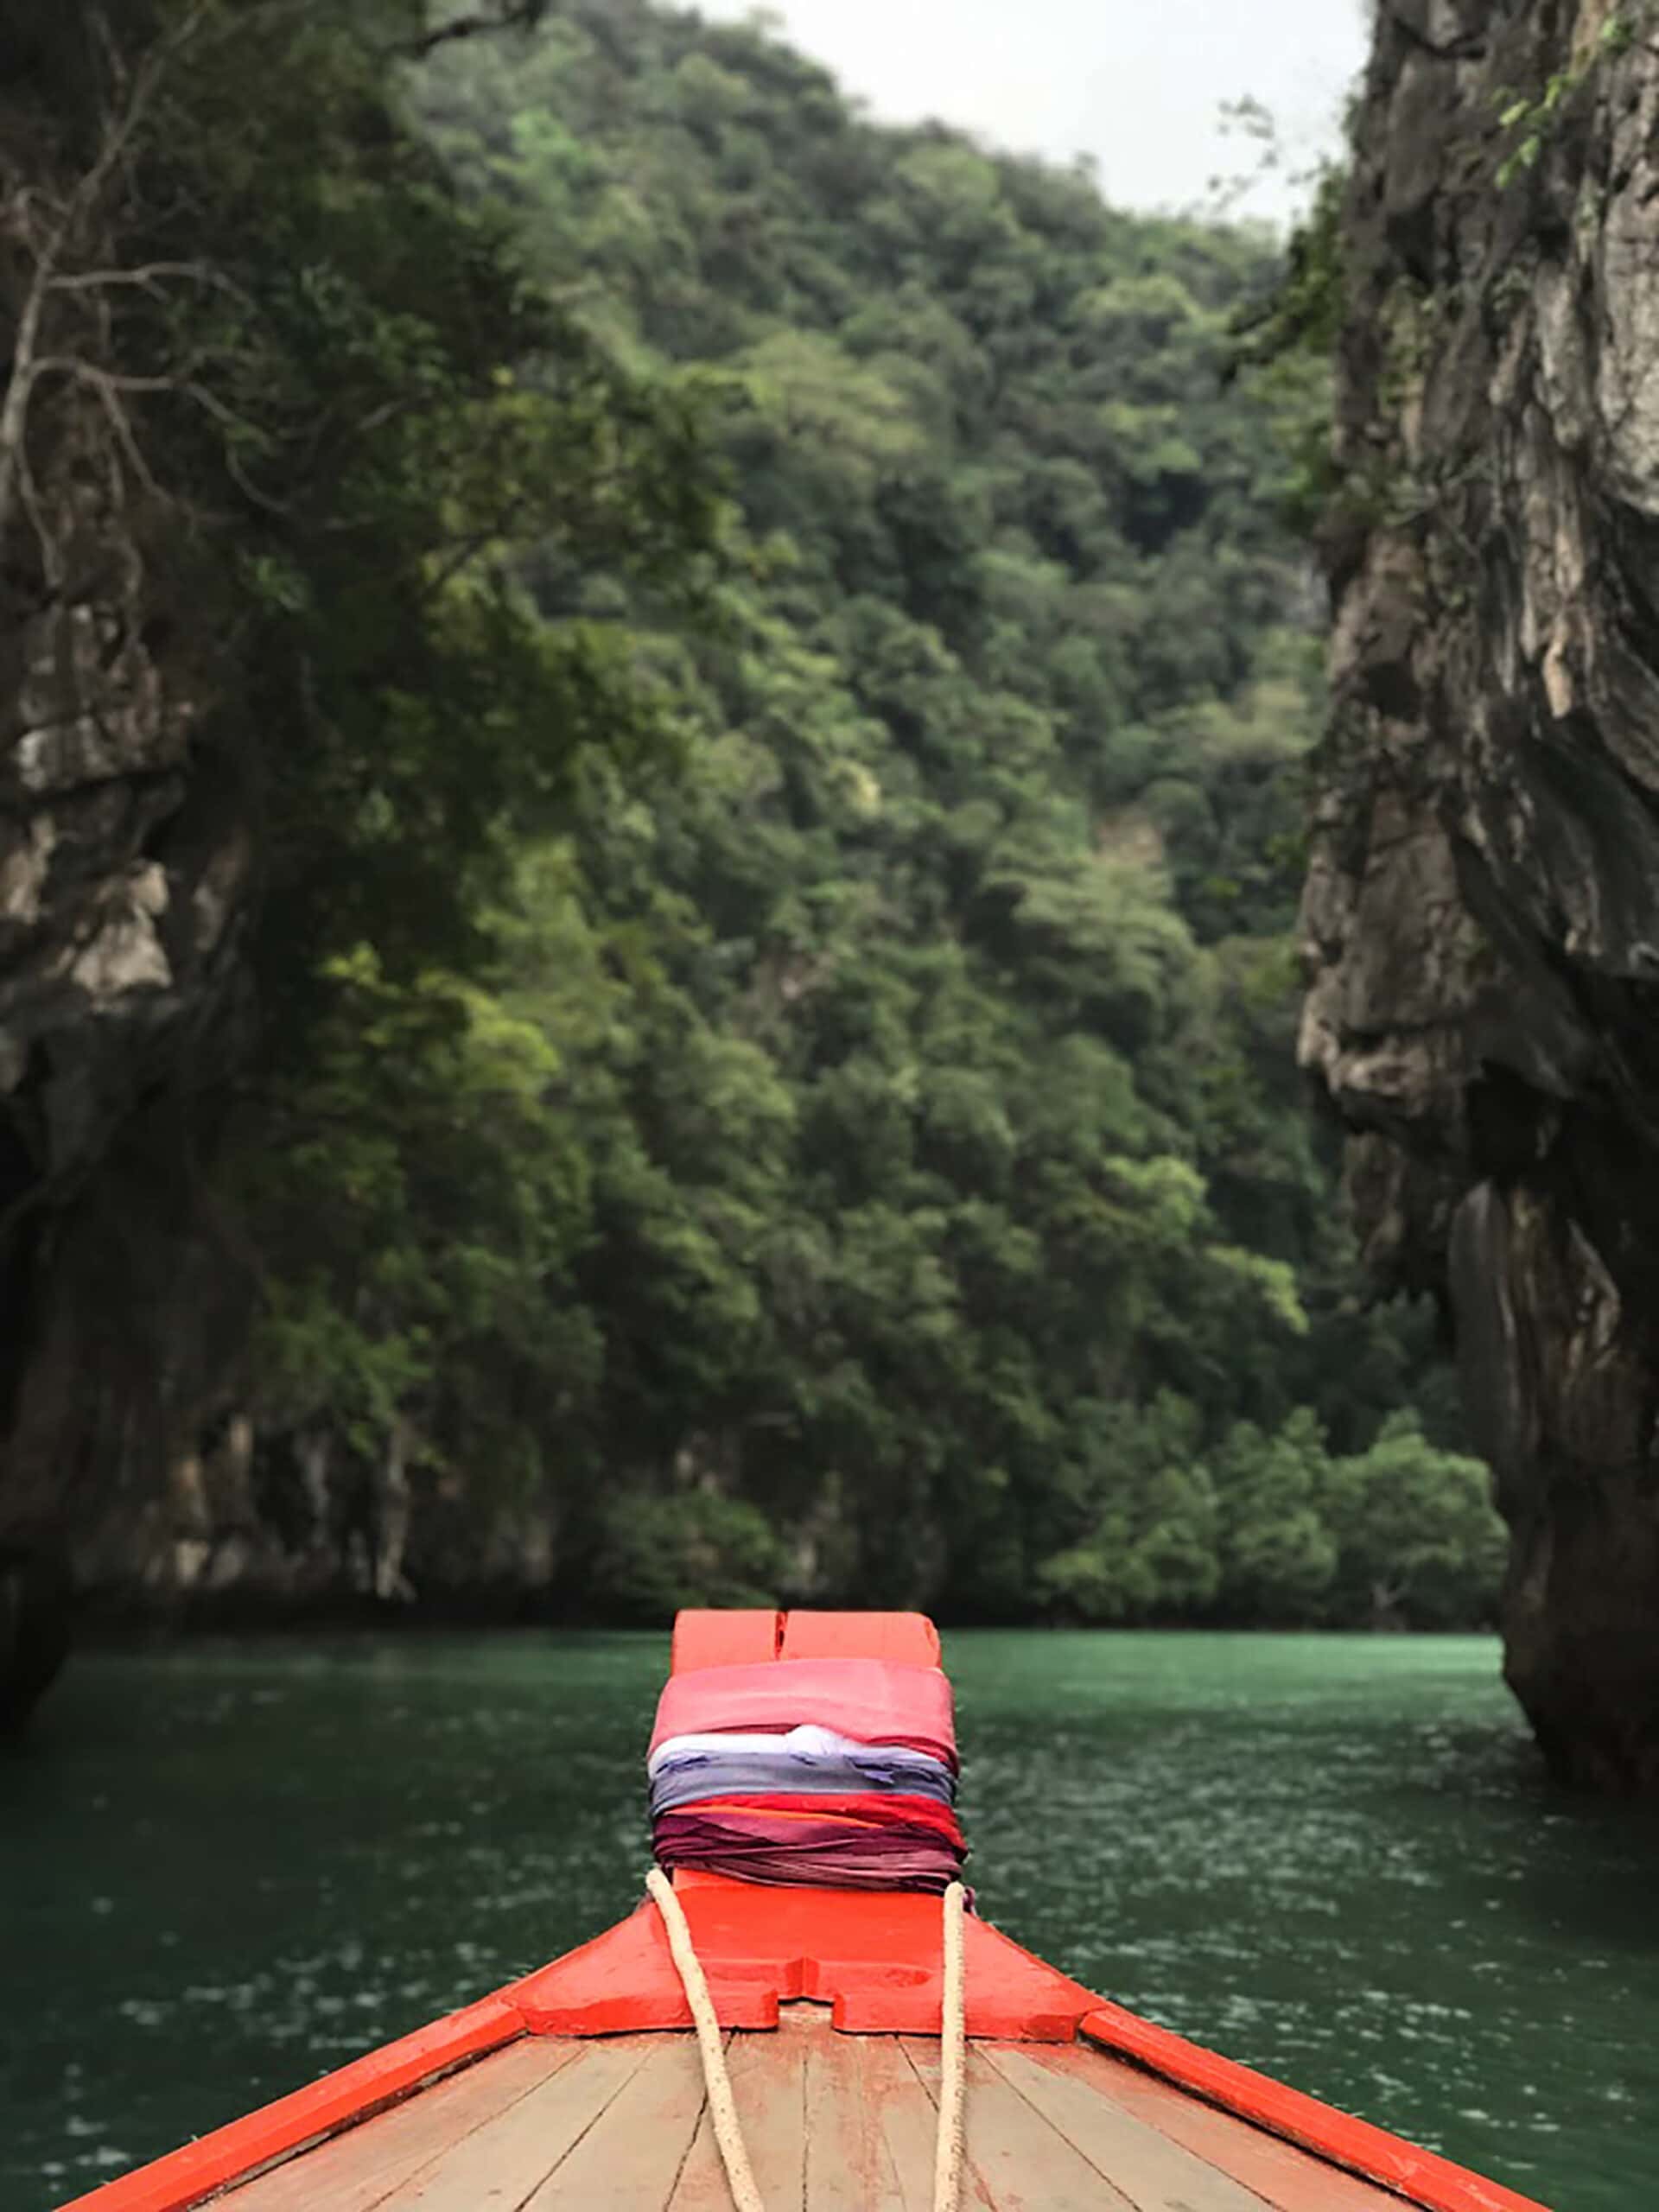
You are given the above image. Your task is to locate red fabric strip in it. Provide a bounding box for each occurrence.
[649,1658,957,1767]
[682,1793,965,1843]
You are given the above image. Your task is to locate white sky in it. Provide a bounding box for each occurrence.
[692,0,1370,226]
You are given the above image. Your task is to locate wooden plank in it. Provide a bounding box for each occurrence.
[378,2036,660,2209]
[704,2014,810,2210]
[903,2041,1136,2212]
[524,2035,709,2209]
[223,2037,573,2212]
[1078,2005,1549,2212]
[669,2021,812,2211]
[800,2024,905,2212]
[857,2037,995,2212]
[985,2044,1274,2211]
[663,2036,734,2212]
[671,2020,949,2212]
[1022,2044,1402,2212]
[69,1996,530,2212]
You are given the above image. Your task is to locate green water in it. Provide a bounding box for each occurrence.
[3,1632,1654,2211]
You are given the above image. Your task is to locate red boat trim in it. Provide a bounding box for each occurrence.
[505,1879,1098,2039]
[60,1610,1548,2212]
[57,1959,1558,2212]
[56,1994,526,2212]
[668,1609,944,1671]
[1079,2001,1551,2212]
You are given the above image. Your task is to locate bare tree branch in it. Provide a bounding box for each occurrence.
[33,356,198,396]
[47,260,244,302]
[31,357,168,506]
[0,184,74,245]
[1,0,543,575]
[0,3,232,563]
[0,250,56,550]
[13,433,57,590]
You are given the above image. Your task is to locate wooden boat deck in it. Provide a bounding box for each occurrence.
[217,2005,1406,2211]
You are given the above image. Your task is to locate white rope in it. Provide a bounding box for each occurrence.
[646,1867,767,2212]
[933,1878,967,2212]
[645,1869,969,2212]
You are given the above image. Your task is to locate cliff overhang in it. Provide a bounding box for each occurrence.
[1302,0,1659,1789]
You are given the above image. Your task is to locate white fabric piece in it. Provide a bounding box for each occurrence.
[647,1722,917,1779]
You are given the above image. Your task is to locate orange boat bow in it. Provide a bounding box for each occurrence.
[60,1611,1553,2212]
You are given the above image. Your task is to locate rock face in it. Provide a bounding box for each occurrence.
[0,412,257,1721]
[1302,0,1659,1789]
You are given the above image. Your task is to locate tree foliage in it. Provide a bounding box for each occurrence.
[8,0,1504,1626]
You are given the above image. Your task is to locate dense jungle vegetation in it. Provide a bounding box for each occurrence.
[7,0,1506,1630]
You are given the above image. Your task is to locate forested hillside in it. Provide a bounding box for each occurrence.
[0,0,1503,1669]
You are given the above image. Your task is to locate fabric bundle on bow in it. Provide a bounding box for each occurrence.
[648,1658,966,1893]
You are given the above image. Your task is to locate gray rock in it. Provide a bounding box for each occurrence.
[1306,0,1659,1787]
[0,410,254,1725]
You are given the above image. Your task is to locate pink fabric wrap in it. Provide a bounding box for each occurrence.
[648,1658,957,1770]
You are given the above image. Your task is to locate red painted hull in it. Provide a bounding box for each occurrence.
[57,1611,1554,2212]
[56,1877,1552,2212]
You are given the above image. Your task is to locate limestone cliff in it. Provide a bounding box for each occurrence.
[0,7,264,1718]
[1302,0,1659,1788]
[0,401,257,1721]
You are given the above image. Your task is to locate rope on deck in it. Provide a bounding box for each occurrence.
[645,1868,969,2212]
[645,1866,766,2212]
[933,1876,966,2212]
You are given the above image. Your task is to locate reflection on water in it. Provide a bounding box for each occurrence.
[3,1630,1655,2209]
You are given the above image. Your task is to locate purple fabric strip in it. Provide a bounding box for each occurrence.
[652,1806,968,1896]
[649,1745,956,1816]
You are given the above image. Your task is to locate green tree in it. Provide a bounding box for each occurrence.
[1329,1416,1507,1628]
[23,0,1471,1624]
[1216,1409,1338,1621]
